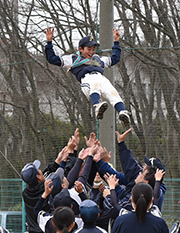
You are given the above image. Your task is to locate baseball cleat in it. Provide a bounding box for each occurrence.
[94,101,108,119]
[119,110,130,126]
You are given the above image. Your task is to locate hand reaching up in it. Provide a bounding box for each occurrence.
[105,174,119,190]
[78,148,89,161]
[84,132,96,147]
[155,169,165,181]
[45,27,54,41]
[89,142,99,156]
[42,179,53,199]
[115,128,132,143]
[74,181,84,193]
[113,28,120,41]
[74,128,80,150]
[67,136,77,153]
[55,146,69,164]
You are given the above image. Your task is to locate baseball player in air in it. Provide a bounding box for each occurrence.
[45,27,130,126]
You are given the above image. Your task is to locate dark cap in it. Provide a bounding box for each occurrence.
[21,160,41,186]
[144,156,165,171]
[135,157,143,168]
[46,167,64,197]
[79,36,100,48]
[80,200,98,223]
[53,188,72,208]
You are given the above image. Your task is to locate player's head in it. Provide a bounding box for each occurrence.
[93,172,103,186]
[144,156,165,171]
[52,206,75,233]
[53,188,72,208]
[21,160,44,186]
[46,168,68,197]
[79,200,99,224]
[78,36,100,59]
[79,36,100,49]
[135,166,156,188]
[131,182,153,223]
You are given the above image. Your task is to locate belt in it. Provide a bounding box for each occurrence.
[89,71,99,75]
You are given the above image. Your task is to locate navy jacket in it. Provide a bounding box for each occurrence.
[112,211,169,233]
[22,161,61,233]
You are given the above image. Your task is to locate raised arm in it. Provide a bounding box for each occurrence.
[43,146,68,178]
[34,179,53,215]
[116,128,142,183]
[93,148,128,186]
[67,147,89,188]
[154,169,165,207]
[45,27,62,66]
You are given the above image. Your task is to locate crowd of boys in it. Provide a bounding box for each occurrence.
[21,127,168,233]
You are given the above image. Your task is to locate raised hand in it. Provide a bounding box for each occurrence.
[100,147,111,163]
[115,128,132,143]
[113,28,120,41]
[84,132,96,147]
[99,182,105,195]
[155,169,165,181]
[78,148,89,161]
[106,174,119,190]
[67,136,77,153]
[42,179,53,199]
[93,148,101,163]
[89,142,99,156]
[45,27,54,41]
[74,181,83,194]
[74,128,80,150]
[103,188,111,198]
[55,146,69,164]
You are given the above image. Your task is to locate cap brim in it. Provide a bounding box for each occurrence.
[144,156,150,166]
[55,167,64,180]
[154,158,165,171]
[33,160,41,170]
[136,157,143,167]
[83,42,100,47]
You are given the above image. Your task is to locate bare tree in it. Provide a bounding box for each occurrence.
[112,0,180,179]
[0,0,97,177]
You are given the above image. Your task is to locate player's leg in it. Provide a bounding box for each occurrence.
[90,93,108,119]
[81,73,108,119]
[100,76,130,126]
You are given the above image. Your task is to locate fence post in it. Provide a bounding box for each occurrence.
[22,181,26,233]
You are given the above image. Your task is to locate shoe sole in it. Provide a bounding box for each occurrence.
[97,103,108,119]
[119,114,130,126]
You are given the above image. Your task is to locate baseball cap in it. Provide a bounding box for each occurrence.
[80,200,98,223]
[46,167,64,197]
[79,36,100,48]
[21,160,41,186]
[53,188,72,208]
[144,156,165,171]
[135,157,143,168]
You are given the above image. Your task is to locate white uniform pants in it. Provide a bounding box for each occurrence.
[81,72,122,106]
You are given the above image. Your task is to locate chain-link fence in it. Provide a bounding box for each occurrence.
[0,0,180,232]
[0,179,25,233]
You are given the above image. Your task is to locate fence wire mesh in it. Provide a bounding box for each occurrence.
[0,0,180,232]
